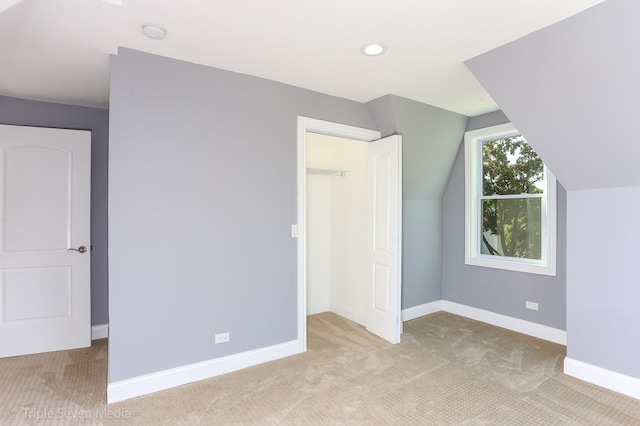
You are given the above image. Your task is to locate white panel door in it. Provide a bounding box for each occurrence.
[0,124,91,358]
[366,135,402,344]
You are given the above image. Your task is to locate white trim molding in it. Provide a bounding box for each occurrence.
[402,300,567,346]
[400,301,565,345]
[442,301,566,345]
[402,301,443,322]
[92,324,109,340]
[307,302,330,316]
[564,357,640,400]
[296,116,381,354]
[107,340,302,404]
[330,301,366,327]
[464,123,557,276]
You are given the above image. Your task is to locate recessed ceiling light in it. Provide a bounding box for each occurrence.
[360,43,387,56]
[142,25,167,40]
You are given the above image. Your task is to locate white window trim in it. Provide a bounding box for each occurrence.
[464,123,557,276]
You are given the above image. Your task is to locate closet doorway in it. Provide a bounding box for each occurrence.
[296,117,402,349]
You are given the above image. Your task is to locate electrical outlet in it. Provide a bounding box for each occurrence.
[525,301,539,311]
[215,332,230,344]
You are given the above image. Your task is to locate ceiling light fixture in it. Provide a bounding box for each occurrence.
[142,25,167,40]
[360,43,387,56]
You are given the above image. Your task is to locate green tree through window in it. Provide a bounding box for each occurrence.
[480,135,544,259]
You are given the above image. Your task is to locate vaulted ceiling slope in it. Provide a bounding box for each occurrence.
[0,0,604,115]
[466,0,639,191]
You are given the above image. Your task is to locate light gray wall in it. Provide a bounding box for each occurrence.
[108,48,377,382]
[366,95,468,308]
[465,110,509,133]
[463,0,640,379]
[442,111,567,330]
[401,199,442,306]
[465,0,640,192]
[391,96,468,201]
[0,95,109,327]
[567,187,640,378]
[364,95,396,138]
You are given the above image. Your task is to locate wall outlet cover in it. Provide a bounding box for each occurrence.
[525,301,539,311]
[215,332,230,344]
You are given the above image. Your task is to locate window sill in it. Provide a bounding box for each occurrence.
[465,255,556,276]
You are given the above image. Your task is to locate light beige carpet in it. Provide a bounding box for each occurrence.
[2,312,640,425]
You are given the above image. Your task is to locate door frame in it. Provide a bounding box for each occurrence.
[296,116,382,351]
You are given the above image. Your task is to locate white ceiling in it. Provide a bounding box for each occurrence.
[0,0,605,116]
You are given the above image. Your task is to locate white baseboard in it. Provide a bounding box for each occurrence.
[400,301,566,345]
[330,301,366,327]
[564,357,640,400]
[92,324,109,340]
[441,301,566,345]
[307,302,330,315]
[107,339,303,404]
[402,301,443,322]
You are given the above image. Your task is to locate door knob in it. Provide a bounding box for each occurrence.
[68,246,87,253]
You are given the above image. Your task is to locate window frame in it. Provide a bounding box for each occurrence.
[464,123,557,276]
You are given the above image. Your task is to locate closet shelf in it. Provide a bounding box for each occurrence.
[306,165,347,177]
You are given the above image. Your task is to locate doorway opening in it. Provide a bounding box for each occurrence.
[306,132,370,324]
[296,117,402,352]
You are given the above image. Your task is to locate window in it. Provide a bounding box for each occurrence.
[464,123,556,276]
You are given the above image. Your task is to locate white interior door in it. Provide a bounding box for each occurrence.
[366,135,402,344]
[0,124,91,358]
